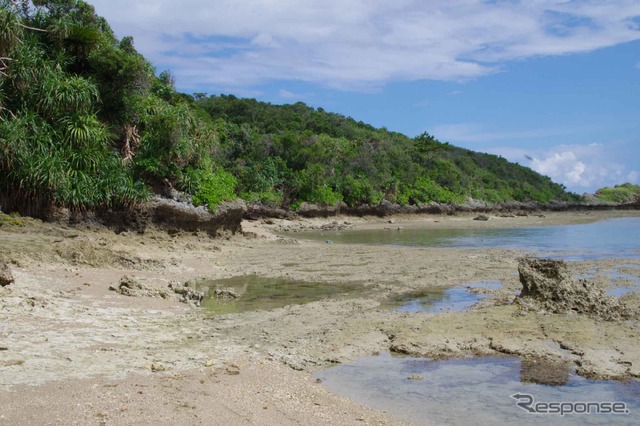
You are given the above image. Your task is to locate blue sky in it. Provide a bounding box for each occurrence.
[90,0,640,193]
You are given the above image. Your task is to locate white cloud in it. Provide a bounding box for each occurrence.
[89,0,640,91]
[277,89,304,100]
[487,143,640,193]
[530,151,587,185]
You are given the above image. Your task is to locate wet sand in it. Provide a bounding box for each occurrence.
[0,210,638,424]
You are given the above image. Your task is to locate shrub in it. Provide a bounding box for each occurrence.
[187,168,238,212]
[240,190,284,206]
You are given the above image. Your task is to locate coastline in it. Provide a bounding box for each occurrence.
[0,210,638,424]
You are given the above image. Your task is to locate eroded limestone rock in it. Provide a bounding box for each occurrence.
[109,275,171,299]
[213,289,240,301]
[516,258,629,321]
[168,281,206,306]
[109,276,206,306]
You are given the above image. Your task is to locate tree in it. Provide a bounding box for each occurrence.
[0,0,149,216]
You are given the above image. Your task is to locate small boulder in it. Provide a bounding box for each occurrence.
[473,215,490,221]
[110,275,171,299]
[214,288,240,301]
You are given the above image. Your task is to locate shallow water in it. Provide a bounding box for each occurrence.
[382,281,502,313]
[604,266,640,297]
[294,217,640,261]
[317,353,640,425]
[576,265,640,297]
[194,275,365,314]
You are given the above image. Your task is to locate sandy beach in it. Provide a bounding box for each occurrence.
[1,210,639,425]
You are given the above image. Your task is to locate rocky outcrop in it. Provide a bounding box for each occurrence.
[254,197,640,219]
[99,197,246,236]
[110,276,206,306]
[147,197,246,236]
[296,201,348,218]
[245,203,297,220]
[269,199,548,219]
[168,281,206,306]
[0,262,14,287]
[109,275,172,299]
[294,200,444,218]
[515,258,630,321]
[213,289,240,301]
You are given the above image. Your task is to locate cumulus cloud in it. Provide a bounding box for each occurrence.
[530,151,587,185]
[487,143,640,193]
[89,0,640,91]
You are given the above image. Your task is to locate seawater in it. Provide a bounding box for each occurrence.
[193,275,365,314]
[316,354,640,425]
[306,217,640,424]
[382,281,503,313]
[293,217,640,261]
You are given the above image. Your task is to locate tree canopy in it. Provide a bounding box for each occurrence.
[196,95,576,207]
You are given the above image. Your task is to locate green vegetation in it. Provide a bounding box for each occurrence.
[594,183,640,204]
[197,95,576,207]
[1,1,577,218]
[0,0,217,215]
[187,167,238,212]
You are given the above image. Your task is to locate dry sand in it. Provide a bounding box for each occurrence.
[0,210,639,425]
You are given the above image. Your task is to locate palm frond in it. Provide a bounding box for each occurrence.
[59,113,109,148]
[0,7,23,57]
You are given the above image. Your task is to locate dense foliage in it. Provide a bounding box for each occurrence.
[197,95,576,207]
[594,183,640,204]
[1,0,145,215]
[1,1,577,218]
[0,0,223,215]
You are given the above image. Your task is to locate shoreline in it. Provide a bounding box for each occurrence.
[0,210,638,424]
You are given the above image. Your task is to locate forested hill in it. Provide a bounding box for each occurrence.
[0,1,576,219]
[195,95,576,207]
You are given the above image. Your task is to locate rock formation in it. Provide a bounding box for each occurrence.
[109,276,206,307]
[516,258,630,321]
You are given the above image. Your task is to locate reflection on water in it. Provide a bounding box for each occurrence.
[194,275,365,314]
[293,217,640,261]
[382,281,503,313]
[317,353,640,425]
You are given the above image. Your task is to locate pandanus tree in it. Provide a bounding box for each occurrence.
[0,0,225,217]
[0,0,148,217]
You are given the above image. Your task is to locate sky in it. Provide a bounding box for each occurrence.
[90,0,640,194]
